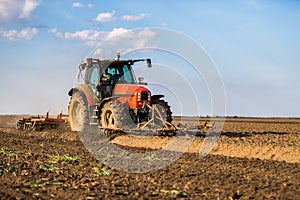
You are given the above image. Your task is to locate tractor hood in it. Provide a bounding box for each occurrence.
[113,84,150,96]
[113,84,151,108]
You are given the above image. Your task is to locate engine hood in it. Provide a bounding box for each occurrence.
[113,84,150,96]
[113,84,151,108]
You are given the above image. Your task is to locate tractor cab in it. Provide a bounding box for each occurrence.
[79,58,151,101]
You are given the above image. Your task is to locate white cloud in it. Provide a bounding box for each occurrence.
[72,2,83,8]
[134,28,156,48]
[19,0,40,19]
[50,28,105,47]
[48,28,58,33]
[106,28,134,40]
[102,28,157,57]
[64,30,103,41]
[0,29,18,41]
[0,0,40,25]
[72,2,93,8]
[18,27,38,40]
[48,28,63,38]
[0,27,38,41]
[105,28,156,48]
[93,10,116,22]
[49,27,156,50]
[121,13,148,21]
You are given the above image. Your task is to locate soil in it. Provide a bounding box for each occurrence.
[0,116,299,199]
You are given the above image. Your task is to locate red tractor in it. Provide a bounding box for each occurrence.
[68,55,174,134]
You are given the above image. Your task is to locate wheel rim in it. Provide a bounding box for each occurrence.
[104,110,116,128]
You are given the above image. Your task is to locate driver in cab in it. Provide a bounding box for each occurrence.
[100,68,112,86]
[97,68,112,98]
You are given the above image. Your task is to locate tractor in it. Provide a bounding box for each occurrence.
[68,54,175,134]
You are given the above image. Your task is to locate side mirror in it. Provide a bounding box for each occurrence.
[138,77,147,85]
[138,77,144,83]
[79,63,86,70]
[146,58,152,68]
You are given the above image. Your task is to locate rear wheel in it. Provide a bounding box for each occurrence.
[68,92,90,131]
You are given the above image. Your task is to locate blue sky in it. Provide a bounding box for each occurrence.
[0,0,299,117]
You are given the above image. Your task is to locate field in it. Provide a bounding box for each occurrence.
[0,115,299,199]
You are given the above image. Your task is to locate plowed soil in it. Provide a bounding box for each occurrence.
[0,116,299,199]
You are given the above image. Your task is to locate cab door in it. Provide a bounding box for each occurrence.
[88,67,99,94]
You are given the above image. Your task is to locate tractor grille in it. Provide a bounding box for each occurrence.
[141,91,149,101]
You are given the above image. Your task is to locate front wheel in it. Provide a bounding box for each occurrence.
[100,101,118,129]
[151,99,173,127]
[68,92,90,131]
[100,101,135,130]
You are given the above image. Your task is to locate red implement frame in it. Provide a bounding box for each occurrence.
[16,112,66,131]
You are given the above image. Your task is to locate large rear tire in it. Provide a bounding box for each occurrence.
[68,92,90,131]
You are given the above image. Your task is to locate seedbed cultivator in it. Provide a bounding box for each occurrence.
[16,112,66,131]
[98,119,213,137]
[97,104,213,137]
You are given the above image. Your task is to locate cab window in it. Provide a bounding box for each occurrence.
[107,64,134,84]
[89,67,99,91]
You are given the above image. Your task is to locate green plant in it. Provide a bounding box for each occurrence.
[160,189,187,197]
[48,155,60,163]
[39,163,57,171]
[4,165,18,176]
[93,166,111,176]
[0,147,18,156]
[62,155,80,162]
[48,154,80,165]
[0,158,17,175]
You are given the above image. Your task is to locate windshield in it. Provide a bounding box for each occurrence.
[107,64,135,84]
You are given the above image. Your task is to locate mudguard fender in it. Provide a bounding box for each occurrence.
[68,84,95,106]
[151,95,164,102]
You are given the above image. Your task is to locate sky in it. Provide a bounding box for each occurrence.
[0,0,299,117]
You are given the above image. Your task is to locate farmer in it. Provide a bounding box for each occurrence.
[97,68,112,98]
[100,68,112,86]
